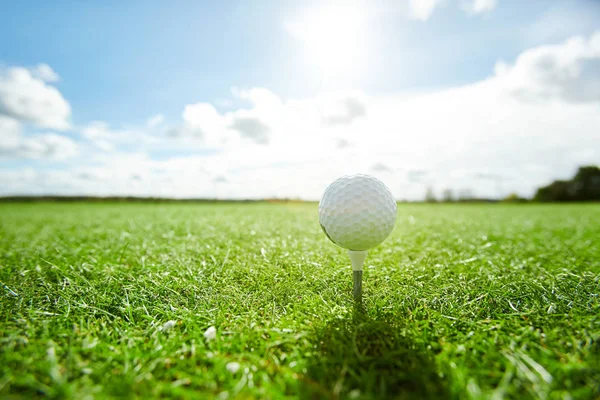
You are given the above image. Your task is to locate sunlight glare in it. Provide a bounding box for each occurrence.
[285,3,370,78]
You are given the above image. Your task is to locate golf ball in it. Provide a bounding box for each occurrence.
[319,174,397,251]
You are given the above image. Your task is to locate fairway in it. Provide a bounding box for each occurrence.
[1,202,599,399]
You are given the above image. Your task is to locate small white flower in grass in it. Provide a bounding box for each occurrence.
[204,326,217,341]
[162,320,176,332]
[226,362,240,374]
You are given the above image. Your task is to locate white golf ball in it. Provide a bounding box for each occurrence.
[319,174,397,251]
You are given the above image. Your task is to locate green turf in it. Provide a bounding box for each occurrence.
[1,202,599,399]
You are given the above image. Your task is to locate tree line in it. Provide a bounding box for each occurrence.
[1,166,598,203]
[425,165,600,203]
[532,166,600,202]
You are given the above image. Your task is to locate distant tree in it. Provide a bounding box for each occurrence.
[534,166,600,202]
[457,188,474,201]
[571,166,600,200]
[502,193,527,203]
[425,187,437,203]
[533,181,571,202]
[442,189,454,202]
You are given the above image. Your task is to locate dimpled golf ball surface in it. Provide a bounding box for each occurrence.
[319,174,397,251]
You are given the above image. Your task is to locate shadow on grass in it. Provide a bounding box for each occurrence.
[300,306,449,400]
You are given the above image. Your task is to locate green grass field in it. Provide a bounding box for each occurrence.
[1,203,599,399]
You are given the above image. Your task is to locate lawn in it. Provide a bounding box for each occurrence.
[1,202,599,399]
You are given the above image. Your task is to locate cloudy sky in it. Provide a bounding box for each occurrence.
[1,0,599,200]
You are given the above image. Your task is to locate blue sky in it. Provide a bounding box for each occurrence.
[2,0,597,123]
[1,0,599,199]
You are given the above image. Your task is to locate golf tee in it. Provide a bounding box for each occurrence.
[348,250,367,271]
[348,250,367,305]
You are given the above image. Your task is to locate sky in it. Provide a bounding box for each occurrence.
[1,0,599,200]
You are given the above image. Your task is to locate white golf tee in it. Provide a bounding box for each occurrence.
[348,250,367,271]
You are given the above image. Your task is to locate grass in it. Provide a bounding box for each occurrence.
[1,202,599,399]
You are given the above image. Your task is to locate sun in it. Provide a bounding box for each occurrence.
[285,3,370,78]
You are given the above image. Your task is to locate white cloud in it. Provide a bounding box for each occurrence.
[0,65,71,130]
[370,162,393,173]
[410,0,498,20]
[81,121,119,151]
[461,0,498,15]
[0,152,218,197]
[229,117,270,144]
[15,133,77,160]
[337,138,352,149]
[409,0,444,21]
[161,32,600,199]
[146,114,165,129]
[80,120,165,152]
[0,116,77,160]
[31,63,60,83]
[170,89,368,147]
[233,87,282,109]
[495,32,600,103]
[170,88,284,146]
[0,116,21,148]
[179,103,227,142]
[317,92,367,125]
[81,121,112,140]
[2,33,599,200]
